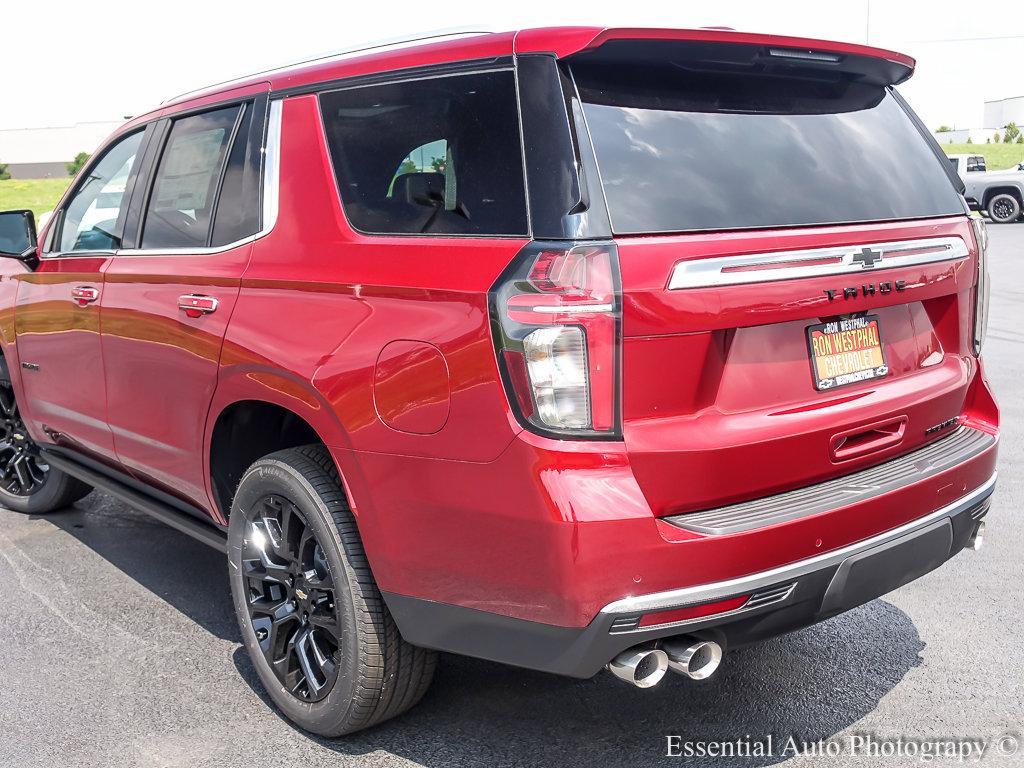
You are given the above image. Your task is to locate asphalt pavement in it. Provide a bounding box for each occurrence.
[0,227,1021,767]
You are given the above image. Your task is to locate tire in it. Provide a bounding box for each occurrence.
[228,444,436,736]
[0,366,92,514]
[986,192,1021,224]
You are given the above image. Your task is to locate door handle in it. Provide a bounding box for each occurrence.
[71,286,100,306]
[178,294,218,318]
[830,416,907,462]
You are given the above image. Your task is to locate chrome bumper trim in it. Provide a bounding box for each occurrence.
[668,236,969,290]
[600,472,996,616]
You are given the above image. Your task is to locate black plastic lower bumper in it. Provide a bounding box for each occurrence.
[384,476,994,678]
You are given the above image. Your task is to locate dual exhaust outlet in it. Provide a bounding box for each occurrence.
[606,638,723,689]
[607,519,988,689]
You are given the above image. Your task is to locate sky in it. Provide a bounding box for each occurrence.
[2,0,1023,133]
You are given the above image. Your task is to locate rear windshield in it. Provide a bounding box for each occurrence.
[572,60,964,234]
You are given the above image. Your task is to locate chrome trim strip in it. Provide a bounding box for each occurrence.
[667,236,969,290]
[261,99,282,235]
[615,582,799,635]
[600,472,996,616]
[116,236,257,258]
[115,99,282,258]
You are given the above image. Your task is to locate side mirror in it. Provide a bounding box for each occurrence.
[0,209,38,262]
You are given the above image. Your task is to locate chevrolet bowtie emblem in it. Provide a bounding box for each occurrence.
[851,247,883,269]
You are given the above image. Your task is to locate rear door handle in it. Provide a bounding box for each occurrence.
[71,286,100,306]
[178,294,218,318]
[830,416,907,462]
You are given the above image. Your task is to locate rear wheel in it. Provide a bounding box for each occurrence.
[987,192,1021,224]
[228,444,435,736]
[0,370,92,514]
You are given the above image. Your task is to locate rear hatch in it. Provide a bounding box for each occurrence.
[568,37,980,516]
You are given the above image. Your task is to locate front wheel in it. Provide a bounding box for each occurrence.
[0,372,92,514]
[987,193,1021,224]
[228,444,435,736]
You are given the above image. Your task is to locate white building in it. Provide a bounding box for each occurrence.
[983,96,1024,131]
[932,128,993,145]
[0,120,124,179]
[932,96,1024,146]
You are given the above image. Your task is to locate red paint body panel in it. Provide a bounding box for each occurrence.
[332,397,996,627]
[614,217,982,515]
[13,256,117,461]
[223,96,526,468]
[100,245,251,508]
[373,341,450,435]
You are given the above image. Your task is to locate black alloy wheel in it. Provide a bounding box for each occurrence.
[229,445,436,736]
[988,193,1021,224]
[0,380,49,496]
[992,198,1014,220]
[242,494,341,702]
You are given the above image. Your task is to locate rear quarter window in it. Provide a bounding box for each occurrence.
[319,70,528,237]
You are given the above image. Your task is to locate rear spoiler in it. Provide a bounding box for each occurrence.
[515,27,915,86]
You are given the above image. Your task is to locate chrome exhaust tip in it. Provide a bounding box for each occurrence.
[663,639,723,680]
[606,647,669,688]
[968,520,986,552]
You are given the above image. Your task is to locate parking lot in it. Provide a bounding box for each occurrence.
[0,227,1020,768]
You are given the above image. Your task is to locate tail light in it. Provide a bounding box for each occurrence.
[971,216,990,355]
[490,241,621,438]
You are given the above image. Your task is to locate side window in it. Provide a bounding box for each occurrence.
[320,70,528,236]
[210,104,256,246]
[58,131,144,253]
[141,106,240,249]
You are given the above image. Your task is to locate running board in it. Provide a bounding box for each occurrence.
[41,450,228,552]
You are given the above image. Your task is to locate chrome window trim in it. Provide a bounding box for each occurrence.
[105,99,283,259]
[667,236,970,290]
[600,471,996,616]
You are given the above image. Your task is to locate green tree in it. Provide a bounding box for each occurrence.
[430,156,446,173]
[0,162,10,181]
[1004,122,1021,143]
[993,132,1001,144]
[66,151,90,177]
[1018,135,1024,144]
[967,136,974,144]
[935,124,953,133]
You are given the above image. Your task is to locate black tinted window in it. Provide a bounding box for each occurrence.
[142,106,240,249]
[320,71,528,236]
[211,104,256,246]
[573,62,964,234]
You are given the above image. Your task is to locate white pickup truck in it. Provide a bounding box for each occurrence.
[947,153,1024,223]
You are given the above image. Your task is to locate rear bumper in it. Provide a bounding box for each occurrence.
[385,474,994,677]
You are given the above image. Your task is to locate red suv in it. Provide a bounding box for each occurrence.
[0,27,998,735]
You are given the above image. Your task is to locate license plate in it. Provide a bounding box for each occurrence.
[806,315,889,390]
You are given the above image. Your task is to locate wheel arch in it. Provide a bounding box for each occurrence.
[205,367,356,522]
[982,185,1024,209]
